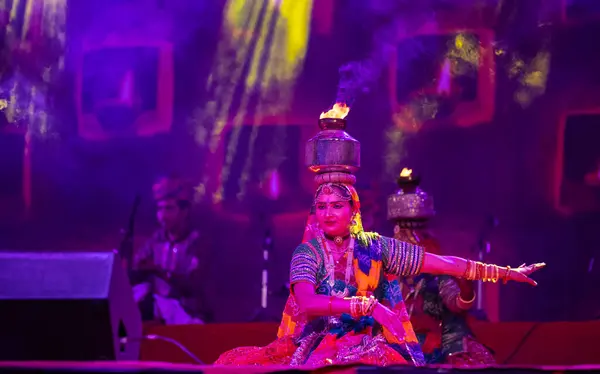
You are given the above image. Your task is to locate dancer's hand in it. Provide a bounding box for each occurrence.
[507,263,546,286]
[372,303,406,339]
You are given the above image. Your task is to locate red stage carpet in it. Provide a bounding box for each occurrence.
[2,361,600,374]
[140,320,600,366]
[1,321,599,373]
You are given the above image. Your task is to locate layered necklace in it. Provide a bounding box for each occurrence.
[317,233,354,298]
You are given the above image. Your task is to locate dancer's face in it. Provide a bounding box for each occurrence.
[314,192,353,237]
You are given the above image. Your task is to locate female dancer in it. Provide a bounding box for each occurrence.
[215,180,544,367]
[389,169,495,365]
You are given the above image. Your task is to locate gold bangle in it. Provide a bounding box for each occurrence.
[349,297,356,318]
[350,296,366,319]
[360,297,368,316]
[456,292,476,310]
[369,300,378,316]
[463,260,472,279]
[365,296,378,316]
[360,297,367,316]
[348,296,378,318]
[503,266,511,284]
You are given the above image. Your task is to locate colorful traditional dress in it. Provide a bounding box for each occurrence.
[215,234,427,367]
[404,274,495,366]
[396,225,495,366]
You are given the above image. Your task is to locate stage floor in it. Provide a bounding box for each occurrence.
[140,321,600,366]
[4,321,599,373]
[2,361,600,374]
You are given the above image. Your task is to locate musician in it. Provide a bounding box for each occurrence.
[130,176,213,325]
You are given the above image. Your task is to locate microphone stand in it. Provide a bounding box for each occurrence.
[118,194,141,271]
[249,217,277,322]
[260,228,272,311]
[248,208,283,322]
[475,240,490,311]
[472,215,498,320]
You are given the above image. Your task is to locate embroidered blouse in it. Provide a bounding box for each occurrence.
[290,235,425,287]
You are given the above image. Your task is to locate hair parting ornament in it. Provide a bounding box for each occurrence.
[315,183,353,202]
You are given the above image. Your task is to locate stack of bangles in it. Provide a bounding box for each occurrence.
[463,259,512,284]
[346,296,378,319]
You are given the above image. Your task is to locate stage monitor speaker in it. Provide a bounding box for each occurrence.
[0,250,142,361]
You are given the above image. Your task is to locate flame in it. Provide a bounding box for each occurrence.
[400,168,412,178]
[320,102,350,119]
